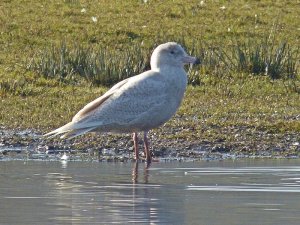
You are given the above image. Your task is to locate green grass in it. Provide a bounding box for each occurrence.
[0,0,299,139]
[1,73,299,135]
[26,42,151,86]
[1,0,299,64]
[25,38,299,85]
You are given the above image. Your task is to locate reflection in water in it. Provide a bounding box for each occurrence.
[132,161,149,184]
[60,160,68,169]
[1,160,300,224]
[44,162,168,224]
[185,167,300,193]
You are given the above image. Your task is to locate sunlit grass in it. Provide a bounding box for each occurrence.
[26,42,150,86]
[26,38,299,86]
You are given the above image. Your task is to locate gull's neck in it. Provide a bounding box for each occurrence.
[152,65,188,91]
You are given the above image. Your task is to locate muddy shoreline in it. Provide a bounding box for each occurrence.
[1,127,299,161]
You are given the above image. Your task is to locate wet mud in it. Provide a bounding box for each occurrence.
[0,128,299,161]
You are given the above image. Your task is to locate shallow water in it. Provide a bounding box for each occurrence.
[1,159,300,225]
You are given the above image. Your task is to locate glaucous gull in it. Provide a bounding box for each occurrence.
[45,42,200,163]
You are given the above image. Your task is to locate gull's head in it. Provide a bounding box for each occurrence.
[150,42,200,71]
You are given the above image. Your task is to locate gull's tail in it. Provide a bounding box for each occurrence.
[44,122,95,139]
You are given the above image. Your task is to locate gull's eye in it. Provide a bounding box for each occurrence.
[170,50,175,55]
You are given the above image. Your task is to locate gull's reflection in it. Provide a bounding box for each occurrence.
[131,161,160,223]
[132,161,149,184]
[44,162,169,224]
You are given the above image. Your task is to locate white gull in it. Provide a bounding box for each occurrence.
[45,42,200,163]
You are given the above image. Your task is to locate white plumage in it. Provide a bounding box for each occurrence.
[45,42,199,163]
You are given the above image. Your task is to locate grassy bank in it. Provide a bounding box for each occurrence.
[0,0,299,149]
[1,73,299,133]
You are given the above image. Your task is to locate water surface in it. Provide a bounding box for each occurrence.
[1,159,300,224]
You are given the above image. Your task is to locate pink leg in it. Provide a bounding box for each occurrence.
[132,132,139,160]
[143,131,151,163]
